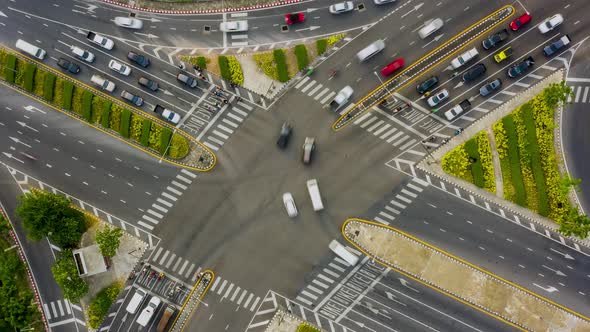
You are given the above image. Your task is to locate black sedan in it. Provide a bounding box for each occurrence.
[508,56,535,78]
[57,58,80,74]
[482,29,509,50]
[416,76,439,94]
[127,51,150,67]
[276,122,292,149]
[462,63,486,82]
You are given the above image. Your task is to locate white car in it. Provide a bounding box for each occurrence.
[329,1,354,14]
[427,89,449,107]
[373,0,395,4]
[90,75,116,92]
[162,109,181,125]
[538,14,563,34]
[108,60,131,76]
[219,21,248,32]
[282,193,298,218]
[71,46,95,63]
[450,47,478,69]
[114,17,143,29]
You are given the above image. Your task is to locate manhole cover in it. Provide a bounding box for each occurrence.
[281,25,289,32]
[358,3,366,11]
[204,25,211,33]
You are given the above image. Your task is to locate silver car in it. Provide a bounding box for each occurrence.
[282,193,298,218]
[329,1,354,14]
[479,78,502,97]
[120,90,143,106]
[302,137,315,165]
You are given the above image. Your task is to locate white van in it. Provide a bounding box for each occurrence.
[418,18,444,39]
[125,288,146,314]
[306,179,324,211]
[137,296,161,327]
[15,39,46,60]
[356,39,385,62]
[329,240,359,266]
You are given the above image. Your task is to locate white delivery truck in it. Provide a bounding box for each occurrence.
[329,240,359,266]
[306,179,324,211]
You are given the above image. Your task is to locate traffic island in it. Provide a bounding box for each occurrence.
[342,219,590,331]
[169,270,214,332]
[263,309,321,332]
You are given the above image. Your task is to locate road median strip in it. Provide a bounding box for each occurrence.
[342,219,590,331]
[333,5,515,131]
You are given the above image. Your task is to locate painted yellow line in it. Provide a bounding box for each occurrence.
[1,45,216,172]
[341,218,590,324]
[173,269,215,332]
[332,5,516,131]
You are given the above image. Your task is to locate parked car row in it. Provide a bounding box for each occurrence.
[125,289,176,331]
[411,11,569,122]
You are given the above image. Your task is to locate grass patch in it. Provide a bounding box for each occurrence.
[101,101,112,128]
[273,49,289,82]
[316,39,328,55]
[502,115,527,206]
[159,127,173,154]
[140,118,151,147]
[22,62,36,92]
[464,137,485,188]
[43,72,56,102]
[4,54,17,83]
[119,108,131,138]
[294,44,309,70]
[62,81,74,111]
[218,55,231,81]
[82,91,93,122]
[33,67,45,96]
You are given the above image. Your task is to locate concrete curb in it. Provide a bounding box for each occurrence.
[99,0,303,14]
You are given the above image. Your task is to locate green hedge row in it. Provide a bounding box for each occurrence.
[273,49,289,82]
[23,63,36,92]
[63,81,74,110]
[43,72,56,102]
[120,108,131,138]
[82,91,93,122]
[218,55,231,81]
[0,51,191,160]
[4,54,16,83]
[316,39,328,55]
[502,115,527,206]
[520,103,549,216]
[464,138,484,188]
[294,44,309,71]
[87,282,122,329]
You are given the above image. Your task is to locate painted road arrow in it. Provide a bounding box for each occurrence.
[550,248,575,260]
[402,3,424,18]
[160,88,174,96]
[295,26,320,32]
[16,121,39,132]
[468,94,478,102]
[134,32,159,39]
[398,278,419,293]
[306,8,319,13]
[533,284,558,293]
[422,34,444,49]
[454,81,464,89]
[24,105,46,114]
[9,137,32,148]
[2,152,24,163]
[542,265,567,277]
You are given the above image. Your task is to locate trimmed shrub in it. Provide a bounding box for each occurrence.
[513,108,538,211]
[159,127,173,154]
[87,282,122,329]
[196,56,207,69]
[119,108,132,138]
[4,54,17,83]
[218,55,231,81]
[101,101,112,128]
[33,68,46,96]
[53,78,64,106]
[464,138,484,188]
[441,143,472,183]
[502,115,527,206]
[82,91,93,122]
[253,52,278,80]
[0,49,8,79]
[43,72,56,102]
[140,119,151,147]
[22,63,36,92]
[316,39,328,55]
[129,114,143,142]
[71,86,85,115]
[109,104,123,132]
[327,33,346,46]
[14,58,26,86]
[227,56,244,85]
[91,96,105,124]
[148,122,163,150]
[297,324,321,332]
[521,103,549,216]
[476,132,496,193]
[294,44,309,70]
[168,133,190,159]
[273,49,289,82]
[62,81,74,111]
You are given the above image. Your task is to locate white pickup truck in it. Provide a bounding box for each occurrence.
[86,31,114,50]
[329,86,353,112]
[450,47,478,69]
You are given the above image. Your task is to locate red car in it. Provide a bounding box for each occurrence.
[380,58,405,77]
[509,13,531,31]
[285,13,305,25]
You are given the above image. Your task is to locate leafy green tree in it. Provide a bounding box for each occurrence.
[0,283,35,329]
[559,175,582,196]
[16,190,86,248]
[51,250,89,303]
[0,250,24,281]
[0,214,10,235]
[87,282,122,328]
[544,81,573,107]
[95,226,124,258]
[559,207,590,239]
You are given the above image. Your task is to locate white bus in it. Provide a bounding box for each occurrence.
[329,240,359,266]
[306,179,324,211]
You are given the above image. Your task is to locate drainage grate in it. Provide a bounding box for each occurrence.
[204,25,211,33]
[281,25,289,32]
[358,3,366,11]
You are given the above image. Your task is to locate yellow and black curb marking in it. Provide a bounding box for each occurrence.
[333,5,516,131]
[169,269,214,332]
[0,46,216,171]
[341,218,590,331]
